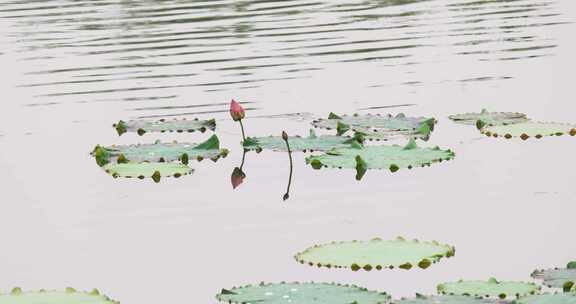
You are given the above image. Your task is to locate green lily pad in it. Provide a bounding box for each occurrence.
[513,293,576,304]
[437,278,540,299]
[113,118,216,136]
[93,135,228,166]
[306,139,455,180]
[243,129,363,152]
[393,295,502,304]
[449,109,529,128]
[102,163,193,182]
[312,113,436,139]
[216,282,390,304]
[481,122,576,140]
[0,287,117,304]
[294,237,455,271]
[532,262,576,291]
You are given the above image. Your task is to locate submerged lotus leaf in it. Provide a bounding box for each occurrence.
[393,295,502,304]
[102,163,193,182]
[93,135,228,165]
[305,139,454,179]
[312,113,436,139]
[216,282,390,304]
[531,262,576,291]
[513,293,576,304]
[243,130,363,152]
[437,278,540,299]
[113,118,216,136]
[449,109,529,127]
[294,237,455,271]
[0,288,117,304]
[481,122,576,140]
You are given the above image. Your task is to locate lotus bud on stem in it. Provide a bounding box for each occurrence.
[230,99,247,141]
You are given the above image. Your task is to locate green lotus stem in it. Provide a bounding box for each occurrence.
[239,149,247,170]
[239,119,246,142]
[282,131,293,201]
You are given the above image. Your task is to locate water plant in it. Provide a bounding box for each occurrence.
[437,278,540,299]
[449,109,529,129]
[512,293,576,304]
[392,294,503,304]
[294,236,455,271]
[230,99,247,141]
[92,135,228,166]
[243,129,364,153]
[102,162,193,182]
[0,287,118,304]
[216,282,390,304]
[531,261,576,292]
[113,118,216,136]
[282,131,293,201]
[311,112,436,140]
[231,150,247,190]
[481,122,576,140]
[305,138,455,180]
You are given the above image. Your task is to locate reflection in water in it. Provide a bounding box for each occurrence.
[282,131,294,201]
[231,150,247,190]
[0,0,566,109]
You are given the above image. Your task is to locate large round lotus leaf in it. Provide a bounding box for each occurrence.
[243,130,363,152]
[93,135,228,166]
[437,278,540,299]
[481,122,576,140]
[305,139,454,180]
[449,109,529,127]
[102,163,193,182]
[312,113,436,139]
[0,288,117,304]
[514,293,576,304]
[113,118,216,136]
[532,262,576,291]
[393,295,502,304]
[216,282,390,304]
[294,237,455,271]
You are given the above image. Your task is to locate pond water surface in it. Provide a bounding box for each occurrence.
[0,0,575,303]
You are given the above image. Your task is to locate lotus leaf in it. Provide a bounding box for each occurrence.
[393,295,503,304]
[532,262,576,291]
[243,129,363,152]
[294,237,455,271]
[437,278,540,299]
[102,163,193,182]
[113,118,216,136]
[0,288,118,304]
[449,109,529,128]
[216,282,390,304]
[481,122,576,140]
[513,293,576,304]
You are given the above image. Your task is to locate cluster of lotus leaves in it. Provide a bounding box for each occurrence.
[531,261,576,292]
[513,293,576,304]
[243,130,364,152]
[392,294,503,304]
[449,109,529,128]
[306,139,455,180]
[216,282,390,304]
[437,278,540,299]
[312,113,436,140]
[103,163,193,182]
[481,122,576,140]
[93,135,228,166]
[294,237,455,271]
[0,287,118,304]
[114,118,216,136]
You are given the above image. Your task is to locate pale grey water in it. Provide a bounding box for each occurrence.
[0,0,575,303]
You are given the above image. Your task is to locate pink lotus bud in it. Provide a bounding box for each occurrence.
[230,99,245,121]
[231,167,246,189]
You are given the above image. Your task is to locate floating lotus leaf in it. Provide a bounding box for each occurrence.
[243,129,363,152]
[93,135,228,166]
[312,113,436,139]
[216,282,390,304]
[481,122,576,140]
[306,139,455,180]
[531,262,576,291]
[0,287,118,304]
[449,109,529,128]
[437,278,540,299]
[113,118,216,136]
[102,163,193,182]
[393,295,502,304]
[294,237,455,271]
[513,293,576,304]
